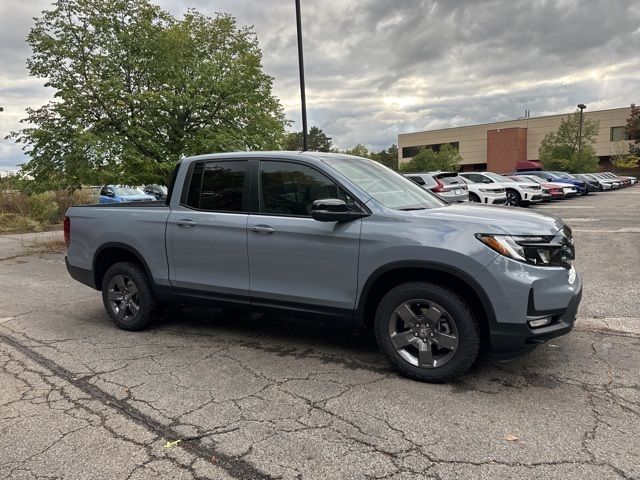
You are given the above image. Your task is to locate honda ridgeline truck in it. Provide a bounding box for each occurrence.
[65,152,582,382]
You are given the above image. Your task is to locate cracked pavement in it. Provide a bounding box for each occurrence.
[1,187,639,479]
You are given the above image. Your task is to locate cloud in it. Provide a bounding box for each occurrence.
[1,0,639,170]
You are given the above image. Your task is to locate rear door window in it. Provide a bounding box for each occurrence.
[184,160,248,212]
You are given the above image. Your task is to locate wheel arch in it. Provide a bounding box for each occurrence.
[92,243,154,291]
[355,262,495,344]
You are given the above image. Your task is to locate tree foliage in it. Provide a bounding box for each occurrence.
[284,126,332,152]
[626,103,640,156]
[611,141,640,170]
[9,0,288,192]
[370,144,398,171]
[538,110,600,173]
[399,144,462,173]
[342,144,370,158]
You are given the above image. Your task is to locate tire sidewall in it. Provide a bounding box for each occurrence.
[101,262,155,331]
[374,282,480,382]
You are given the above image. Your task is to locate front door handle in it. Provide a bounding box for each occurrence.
[250,225,275,234]
[176,219,196,228]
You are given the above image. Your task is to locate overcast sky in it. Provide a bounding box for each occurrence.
[1,0,639,171]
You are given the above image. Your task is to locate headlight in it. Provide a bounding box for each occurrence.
[478,188,495,192]
[476,233,574,268]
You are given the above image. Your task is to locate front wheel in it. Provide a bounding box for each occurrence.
[102,262,156,331]
[374,282,480,382]
[468,192,480,203]
[505,189,521,206]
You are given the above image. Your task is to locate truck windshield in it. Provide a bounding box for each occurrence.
[322,157,446,210]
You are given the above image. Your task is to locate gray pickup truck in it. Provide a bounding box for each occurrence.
[65,152,582,381]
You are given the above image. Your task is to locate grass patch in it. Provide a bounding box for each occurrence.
[24,238,67,255]
[0,213,44,234]
[0,189,95,233]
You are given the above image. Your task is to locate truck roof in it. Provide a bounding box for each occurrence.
[180,151,358,167]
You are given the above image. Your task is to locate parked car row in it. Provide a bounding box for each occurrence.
[405,170,637,207]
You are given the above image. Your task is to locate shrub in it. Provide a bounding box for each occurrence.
[0,188,95,230]
[0,213,43,233]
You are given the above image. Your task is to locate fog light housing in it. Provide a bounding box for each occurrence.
[527,316,552,328]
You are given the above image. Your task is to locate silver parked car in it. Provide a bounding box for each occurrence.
[404,172,469,203]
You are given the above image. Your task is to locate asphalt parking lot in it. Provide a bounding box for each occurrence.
[1,187,639,480]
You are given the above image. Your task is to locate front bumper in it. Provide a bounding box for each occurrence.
[521,192,543,203]
[475,255,583,358]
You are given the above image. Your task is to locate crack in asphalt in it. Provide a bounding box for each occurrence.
[0,331,275,480]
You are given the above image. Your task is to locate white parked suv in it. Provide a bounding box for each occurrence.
[404,172,469,203]
[459,172,543,207]
[458,176,507,205]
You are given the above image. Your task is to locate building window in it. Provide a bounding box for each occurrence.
[610,126,628,142]
[401,142,459,158]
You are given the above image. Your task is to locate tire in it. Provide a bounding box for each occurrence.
[468,192,480,203]
[101,262,156,331]
[374,282,480,382]
[505,189,521,207]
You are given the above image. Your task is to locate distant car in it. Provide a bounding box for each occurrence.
[516,175,578,199]
[143,185,168,201]
[458,172,543,207]
[507,176,552,201]
[572,174,611,192]
[99,185,156,204]
[458,176,507,205]
[515,171,588,195]
[577,174,618,190]
[404,172,469,203]
[594,172,636,186]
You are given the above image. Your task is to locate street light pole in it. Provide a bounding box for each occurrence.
[295,0,308,151]
[577,103,586,165]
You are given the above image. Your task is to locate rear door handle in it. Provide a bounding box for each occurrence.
[250,225,275,234]
[176,219,196,228]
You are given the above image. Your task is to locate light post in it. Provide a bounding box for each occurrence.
[577,103,586,165]
[295,0,308,151]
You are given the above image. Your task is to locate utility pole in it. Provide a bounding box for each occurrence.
[577,103,586,165]
[295,0,308,151]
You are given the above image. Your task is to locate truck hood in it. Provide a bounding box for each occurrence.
[415,203,565,236]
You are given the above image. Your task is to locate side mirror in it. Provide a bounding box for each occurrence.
[105,191,115,197]
[310,199,368,223]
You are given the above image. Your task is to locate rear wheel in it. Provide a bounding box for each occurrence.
[374,282,480,382]
[102,262,156,331]
[505,189,521,206]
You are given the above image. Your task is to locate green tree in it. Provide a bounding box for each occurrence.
[538,110,600,173]
[284,126,332,152]
[399,144,462,173]
[343,144,370,158]
[370,144,398,171]
[9,0,287,192]
[611,141,640,171]
[626,103,640,156]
